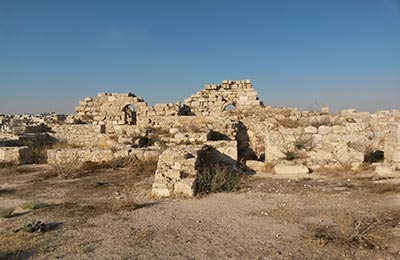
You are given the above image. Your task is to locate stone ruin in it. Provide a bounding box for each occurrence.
[184,79,262,115]
[75,92,148,125]
[1,79,400,197]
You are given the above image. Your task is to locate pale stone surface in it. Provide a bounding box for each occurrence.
[0,146,32,164]
[274,163,310,175]
[47,148,114,165]
[174,178,196,197]
[246,160,265,172]
[184,80,262,116]
[384,123,400,163]
[375,164,397,177]
[304,126,317,134]
[318,125,331,135]
[334,145,364,164]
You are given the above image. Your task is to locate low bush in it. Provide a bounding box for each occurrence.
[0,207,14,218]
[283,150,298,161]
[21,201,46,210]
[196,164,242,195]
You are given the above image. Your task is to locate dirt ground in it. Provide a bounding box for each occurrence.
[1,164,400,260]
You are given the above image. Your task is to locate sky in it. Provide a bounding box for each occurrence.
[0,0,399,114]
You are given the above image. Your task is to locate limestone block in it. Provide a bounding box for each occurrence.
[318,125,332,135]
[375,164,397,178]
[0,146,32,164]
[206,140,237,161]
[333,145,364,164]
[332,125,347,134]
[384,123,400,163]
[308,150,334,162]
[321,107,330,114]
[304,126,317,134]
[274,163,310,175]
[152,183,171,197]
[164,169,181,181]
[174,178,196,197]
[246,160,265,172]
[340,108,357,114]
[47,148,114,165]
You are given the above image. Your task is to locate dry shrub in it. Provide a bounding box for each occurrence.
[49,151,81,178]
[196,164,243,195]
[313,212,400,250]
[113,156,158,175]
[80,161,114,172]
[0,207,14,218]
[21,201,47,210]
[364,183,400,194]
[0,162,17,168]
[109,200,140,212]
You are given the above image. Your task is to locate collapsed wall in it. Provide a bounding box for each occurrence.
[75,93,148,125]
[184,80,262,116]
[152,141,238,198]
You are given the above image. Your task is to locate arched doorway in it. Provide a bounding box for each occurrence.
[124,104,137,125]
[224,103,237,111]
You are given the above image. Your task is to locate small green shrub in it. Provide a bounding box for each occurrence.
[16,220,47,233]
[284,151,298,161]
[21,201,45,210]
[0,207,14,218]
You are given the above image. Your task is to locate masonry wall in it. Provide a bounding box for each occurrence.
[184,80,262,116]
[50,124,105,147]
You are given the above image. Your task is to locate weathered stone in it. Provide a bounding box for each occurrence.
[246,160,265,172]
[0,146,32,164]
[375,164,397,177]
[274,163,310,175]
[318,125,331,135]
[304,126,317,134]
[174,178,196,197]
[47,148,114,165]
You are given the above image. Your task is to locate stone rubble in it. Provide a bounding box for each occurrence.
[1,79,399,190]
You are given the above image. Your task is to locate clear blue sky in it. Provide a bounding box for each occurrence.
[0,0,399,114]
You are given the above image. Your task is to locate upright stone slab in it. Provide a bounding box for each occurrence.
[384,123,400,166]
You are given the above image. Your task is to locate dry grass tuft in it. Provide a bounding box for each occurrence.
[313,211,400,250]
[21,201,47,210]
[0,207,14,218]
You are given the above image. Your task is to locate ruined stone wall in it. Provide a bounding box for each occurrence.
[152,141,238,198]
[184,80,262,116]
[75,93,148,125]
[263,110,400,170]
[50,124,105,147]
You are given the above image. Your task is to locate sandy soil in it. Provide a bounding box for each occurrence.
[1,165,400,260]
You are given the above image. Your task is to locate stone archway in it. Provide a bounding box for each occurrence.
[224,104,237,111]
[123,104,137,125]
[222,100,238,112]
